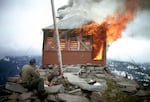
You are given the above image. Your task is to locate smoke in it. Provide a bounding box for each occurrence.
[57,0,150,63]
[1,0,149,62]
[57,0,126,22]
[108,0,150,63]
[125,0,150,39]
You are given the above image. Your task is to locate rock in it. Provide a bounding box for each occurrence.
[7,76,20,83]
[87,79,96,84]
[39,71,46,76]
[120,86,137,94]
[18,92,33,100]
[5,100,16,102]
[117,80,139,88]
[93,71,104,74]
[58,93,89,102]
[94,66,105,71]
[8,93,19,100]
[18,100,31,102]
[95,74,106,78]
[47,95,57,102]
[33,99,41,102]
[90,92,103,102]
[68,89,82,95]
[64,73,106,92]
[135,90,150,97]
[64,66,81,75]
[45,84,64,94]
[117,80,139,94]
[5,82,27,93]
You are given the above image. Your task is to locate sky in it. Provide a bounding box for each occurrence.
[0,0,150,63]
[0,0,68,57]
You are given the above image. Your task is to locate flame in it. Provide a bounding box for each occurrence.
[93,42,104,60]
[72,0,138,60]
[105,12,135,45]
[73,12,134,60]
[73,22,106,60]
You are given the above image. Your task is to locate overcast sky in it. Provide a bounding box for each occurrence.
[0,0,150,63]
[0,0,68,57]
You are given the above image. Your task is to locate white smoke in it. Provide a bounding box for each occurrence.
[108,0,150,63]
[57,0,150,63]
[58,0,126,23]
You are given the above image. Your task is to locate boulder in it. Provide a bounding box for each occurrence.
[58,93,89,102]
[90,92,103,102]
[18,92,33,100]
[5,82,27,93]
[64,73,106,92]
[45,84,64,94]
[8,93,19,100]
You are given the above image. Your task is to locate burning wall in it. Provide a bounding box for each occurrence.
[43,0,140,65]
[59,0,139,60]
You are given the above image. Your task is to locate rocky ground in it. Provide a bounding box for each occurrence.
[0,64,150,102]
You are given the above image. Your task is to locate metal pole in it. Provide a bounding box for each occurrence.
[50,0,63,75]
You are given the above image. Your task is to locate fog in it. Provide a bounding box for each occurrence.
[0,0,150,63]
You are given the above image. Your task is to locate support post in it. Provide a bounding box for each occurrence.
[50,0,63,75]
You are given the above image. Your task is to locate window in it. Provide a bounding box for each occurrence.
[44,31,92,51]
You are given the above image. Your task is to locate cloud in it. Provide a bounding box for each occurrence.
[0,0,68,57]
[107,37,150,63]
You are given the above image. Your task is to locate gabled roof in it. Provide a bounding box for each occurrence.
[43,15,92,30]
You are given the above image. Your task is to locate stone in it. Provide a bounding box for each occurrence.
[68,89,82,95]
[47,95,57,102]
[120,86,137,94]
[135,90,150,97]
[58,93,89,102]
[7,76,20,83]
[94,71,104,74]
[33,99,41,102]
[117,79,139,88]
[90,92,103,102]
[18,100,31,102]
[94,66,105,71]
[5,100,16,102]
[8,93,19,100]
[64,73,105,92]
[64,66,81,75]
[5,82,27,93]
[18,92,33,100]
[45,84,64,94]
[95,74,106,78]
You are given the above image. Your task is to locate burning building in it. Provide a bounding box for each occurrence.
[42,0,138,66]
[42,15,107,65]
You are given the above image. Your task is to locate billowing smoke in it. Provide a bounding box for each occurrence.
[110,0,150,63]
[58,0,126,22]
[57,0,150,63]
[125,0,150,39]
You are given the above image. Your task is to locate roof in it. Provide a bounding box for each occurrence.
[43,15,92,30]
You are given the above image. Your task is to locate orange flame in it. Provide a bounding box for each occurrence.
[72,0,138,60]
[73,22,106,60]
[105,12,135,45]
[93,42,104,60]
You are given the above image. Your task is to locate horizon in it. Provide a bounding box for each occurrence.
[1,55,150,64]
[0,0,150,63]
